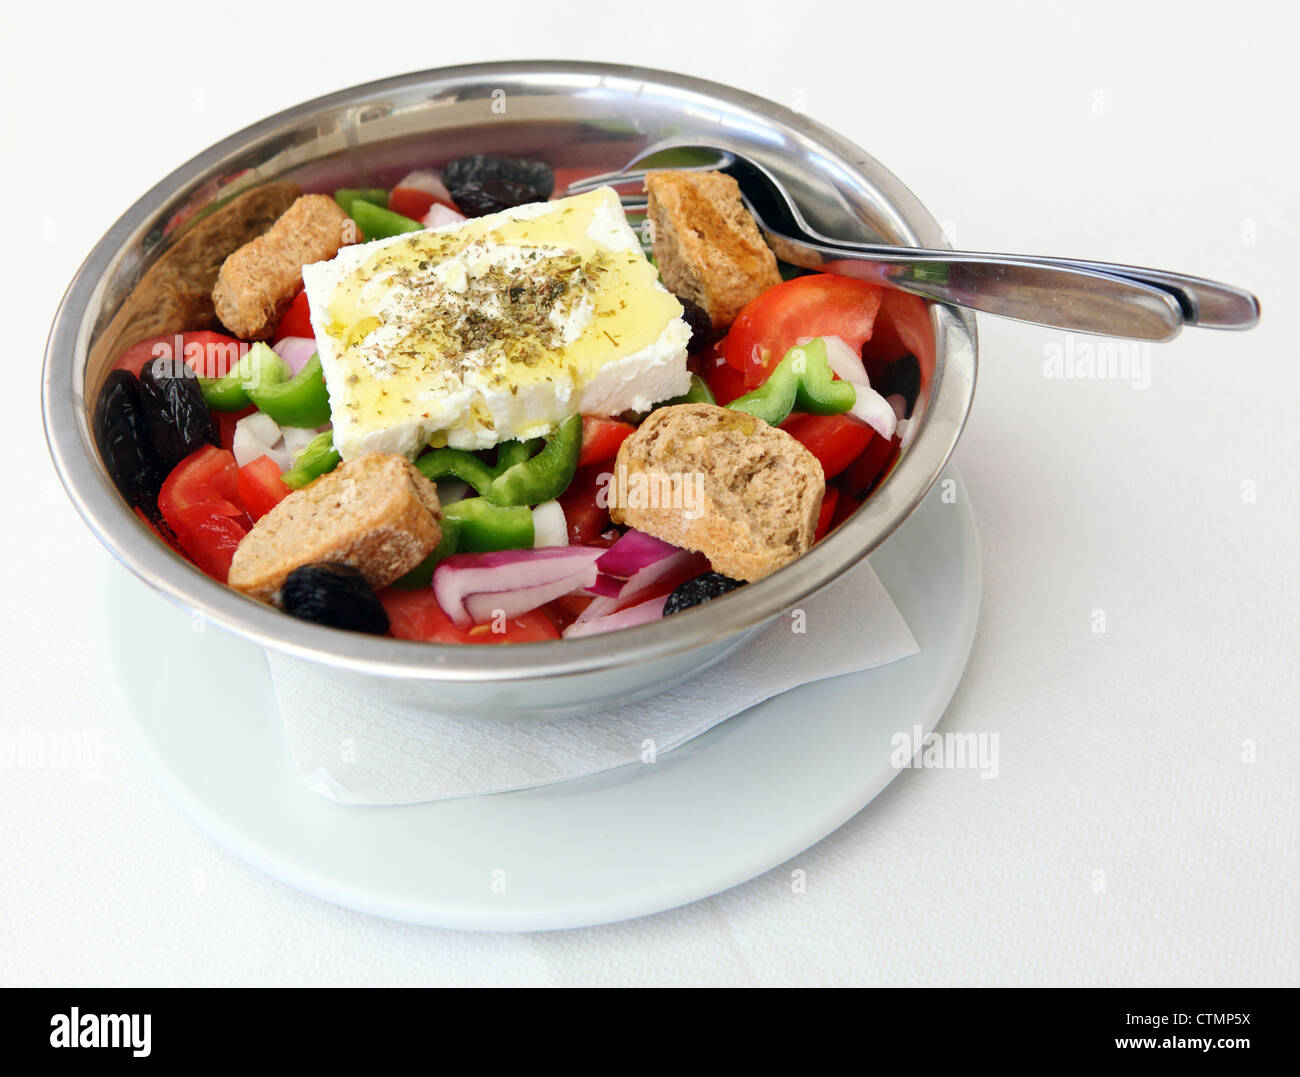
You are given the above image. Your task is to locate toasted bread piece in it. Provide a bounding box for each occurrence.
[90,182,301,376]
[229,453,442,603]
[608,403,823,581]
[645,170,782,331]
[212,194,351,340]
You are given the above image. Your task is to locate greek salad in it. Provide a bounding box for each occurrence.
[94,155,927,643]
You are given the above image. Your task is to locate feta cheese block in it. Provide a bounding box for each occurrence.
[302,186,692,460]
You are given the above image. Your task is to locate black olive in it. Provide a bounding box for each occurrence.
[664,572,745,616]
[450,178,543,218]
[877,353,920,418]
[442,154,554,199]
[676,296,720,354]
[281,563,390,635]
[93,369,166,518]
[138,355,218,470]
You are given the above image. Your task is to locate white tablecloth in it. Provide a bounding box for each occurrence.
[3,0,1295,986]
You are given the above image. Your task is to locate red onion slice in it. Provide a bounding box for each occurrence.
[433,546,604,627]
[272,336,318,376]
[820,335,897,440]
[562,593,670,638]
[595,528,682,578]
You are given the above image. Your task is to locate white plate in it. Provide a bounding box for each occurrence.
[102,466,980,931]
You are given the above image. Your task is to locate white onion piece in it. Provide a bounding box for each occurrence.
[848,387,898,441]
[532,500,568,547]
[232,413,291,471]
[814,335,897,440]
[821,334,870,385]
[886,393,907,423]
[280,426,320,460]
[562,593,670,638]
[271,335,318,376]
[423,202,467,229]
[397,169,453,203]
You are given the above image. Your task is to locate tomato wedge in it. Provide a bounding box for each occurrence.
[272,289,314,341]
[862,288,935,388]
[695,343,747,405]
[782,413,876,480]
[844,433,902,499]
[379,589,560,643]
[236,455,292,522]
[388,186,458,221]
[723,274,884,388]
[558,464,616,546]
[215,405,256,453]
[814,487,840,543]
[157,446,251,581]
[578,416,635,467]
[112,330,246,378]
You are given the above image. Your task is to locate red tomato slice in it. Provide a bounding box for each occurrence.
[158,446,250,581]
[113,330,246,378]
[578,416,635,467]
[722,274,884,388]
[215,405,256,453]
[388,186,458,221]
[814,487,840,543]
[272,290,314,342]
[558,463,614,545]
[781,413,876,481]
[696,342,747,405]
[379,589,560,643]
[542,592,594,632]
[830,488,862,531]
[862,288,935,388]
[236,455,292,522]
[844,434,902,499]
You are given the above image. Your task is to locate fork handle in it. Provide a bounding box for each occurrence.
[809,239,1258,330]
[770,234,1187,341]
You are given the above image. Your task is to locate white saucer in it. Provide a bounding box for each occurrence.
[102,466,980,931]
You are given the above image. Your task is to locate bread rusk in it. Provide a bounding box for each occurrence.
[608,403,824,582]
[645,170,782,331]
[228,453,442,603]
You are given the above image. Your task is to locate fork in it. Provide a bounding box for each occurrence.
[567,142,1260,342]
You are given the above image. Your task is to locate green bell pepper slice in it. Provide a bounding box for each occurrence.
[280,431,341,490]
[658,373,715,409]
[443,498,535,552]
[414,448,498,497]
[334,188,389,218]
[244,352,331,428]
[726,337,855,427]
[390,515,463,590]
[198,343,287,412]
[350,199,423,240]
[496,437,543,471]
[198,343,331,427]
[483,415,582,506]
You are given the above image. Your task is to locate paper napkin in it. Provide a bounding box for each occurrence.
[266,555,918,805]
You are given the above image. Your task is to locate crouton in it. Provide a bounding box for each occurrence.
[228,453,442,603]
[645,170,782,331]
[92,182,301,373]
[608,403,823,582]
[212,194,351,340]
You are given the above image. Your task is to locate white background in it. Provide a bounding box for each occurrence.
[3,0,1296,985]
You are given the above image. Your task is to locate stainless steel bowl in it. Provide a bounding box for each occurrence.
[43,61,976,718]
